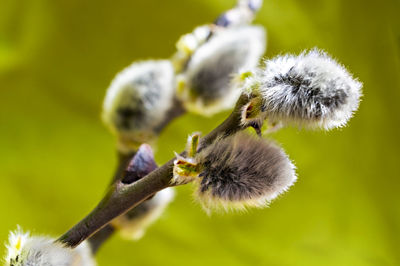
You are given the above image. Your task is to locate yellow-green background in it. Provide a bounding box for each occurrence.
[1,0,399,265]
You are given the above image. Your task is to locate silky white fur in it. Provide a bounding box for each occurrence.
[102,60,175,150]
[257,49,362,129]
[193,133,297,213]
[4,227,95,266]
[178,25,266,115]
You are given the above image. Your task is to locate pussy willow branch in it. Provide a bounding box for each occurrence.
[87,100,185,253]
[58,94,253,248]
[86,0,263,252]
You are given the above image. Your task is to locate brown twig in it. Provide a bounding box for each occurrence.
[86,100,186,252]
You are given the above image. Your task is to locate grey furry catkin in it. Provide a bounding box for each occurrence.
[256,49,362,129]
[194,132,296,212]
[102,60,175,151]
[178,25,266,115]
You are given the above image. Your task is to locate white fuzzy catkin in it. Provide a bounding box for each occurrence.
[111,188,175,240]
[178,25,266,115]
[4,227,95,266]
[193,132,296,213]
[102,60,175,151]
[257,49,362,129]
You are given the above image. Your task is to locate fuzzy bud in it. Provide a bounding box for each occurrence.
[4,227,95,266]
[102,60,175,152]
[195,133,296,212]
[177,25,266,115]
[255,49,362,129]
[173,132,296,212]
[111,188,175,240]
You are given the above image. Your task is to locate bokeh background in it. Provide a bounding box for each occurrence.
[1,0,399,265]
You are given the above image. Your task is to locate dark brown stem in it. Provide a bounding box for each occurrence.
[86,152,132,252]
[58,94,251,248]
[111,151,137,185]
[86,99,186,251]
[86,152,134,252]
[87,144,157,251]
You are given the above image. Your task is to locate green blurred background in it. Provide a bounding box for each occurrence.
[1,0,399,265]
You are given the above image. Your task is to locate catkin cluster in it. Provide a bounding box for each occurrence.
[4,0,363,265]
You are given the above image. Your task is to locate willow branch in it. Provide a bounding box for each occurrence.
[86,99,185,253]
[85,0,263,252]
[58,94,251,248]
